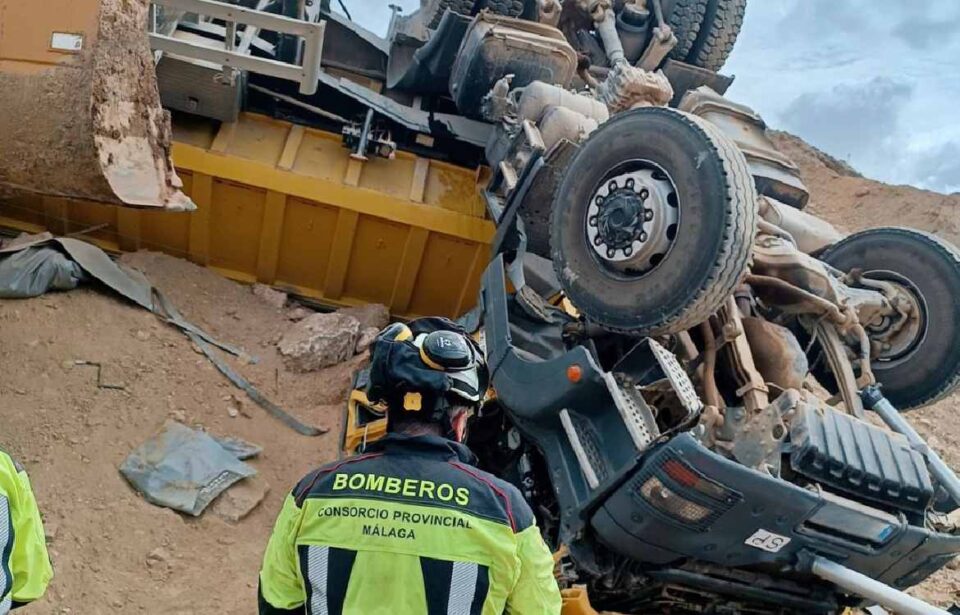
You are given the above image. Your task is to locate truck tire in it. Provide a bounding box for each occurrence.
[686,0,746,72]
[667,0,710,61]
[550,107,758,334]
[421,0,476,29]
[477,0,525,17]
[819,228,960,410]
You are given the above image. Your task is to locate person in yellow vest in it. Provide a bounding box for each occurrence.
[0,449,53,611]
[259,318,562,614]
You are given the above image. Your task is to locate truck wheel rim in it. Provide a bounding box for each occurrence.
[584,159,680,278]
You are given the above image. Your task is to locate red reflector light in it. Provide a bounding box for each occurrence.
[663,459,700,488]
[566,364,582,383]
[660,459,732,502]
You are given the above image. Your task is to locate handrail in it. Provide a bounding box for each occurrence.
[149,0,324,95]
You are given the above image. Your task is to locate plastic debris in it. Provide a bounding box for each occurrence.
[212,435,263,461]
[120,421,256,516]
[0,246,85,298]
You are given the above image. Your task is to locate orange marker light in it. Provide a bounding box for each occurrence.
[566,364,583,383]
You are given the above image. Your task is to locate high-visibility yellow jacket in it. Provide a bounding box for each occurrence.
[0,450,52,611]
[259,434,562,614]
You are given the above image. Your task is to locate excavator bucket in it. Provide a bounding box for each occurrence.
[0,0,194,210]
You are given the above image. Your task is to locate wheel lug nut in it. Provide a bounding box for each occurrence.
[608,180,618,191]
[594,235,604,246]
[606,248,616,259]
[644,210,654,221]
[596,196,604,206]
[639,188,650,199]
[588,215,598,227]
[640,232,648,242]
[624,246,633,256]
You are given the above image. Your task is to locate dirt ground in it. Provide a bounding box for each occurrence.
[0,132,958,613]
[0,252,365,614]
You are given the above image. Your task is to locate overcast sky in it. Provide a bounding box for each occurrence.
[337,0,960,194]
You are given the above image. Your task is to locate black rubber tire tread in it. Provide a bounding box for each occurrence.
[477,0,525,17]
[550,107,758,335]
[819,228,960,410]
[686,0,746,72]
[421,0,476,29]
[667,0,710,61]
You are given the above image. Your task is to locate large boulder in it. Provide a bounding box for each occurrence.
[278,313,360,372]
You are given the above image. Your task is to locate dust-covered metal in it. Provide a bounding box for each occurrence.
[585,161,679,271]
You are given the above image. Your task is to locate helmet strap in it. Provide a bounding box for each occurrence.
[449,410,470,443]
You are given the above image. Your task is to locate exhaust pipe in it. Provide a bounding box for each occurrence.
[806,555,949,615]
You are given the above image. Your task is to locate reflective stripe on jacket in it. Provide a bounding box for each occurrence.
[0,450,52,611]
[259,434,561,614]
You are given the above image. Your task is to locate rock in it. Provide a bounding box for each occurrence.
[224,393,250,418]
[287,306,314,322]
[146,547,171,567]
[135,330,150,341]
[225,394,246,418]
[252,284,287,309]
[339,303,389,331]
[210,478,270,523]
[168,409,187,423]
[854,187,872,197]
[356,327,379,354]
[277,313,360,372]
[44,522,60,543]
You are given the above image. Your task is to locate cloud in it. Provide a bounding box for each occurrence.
[727,0,960,194]
[911,142,960,193]
[891,15,960,50]
[778,77,914,165]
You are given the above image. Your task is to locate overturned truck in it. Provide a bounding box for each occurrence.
[2,0,960,612]
[341,1,960,613]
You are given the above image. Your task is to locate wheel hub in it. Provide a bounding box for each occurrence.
[595,188,647,253]
[585,161,679,276]
[862,271,926,362]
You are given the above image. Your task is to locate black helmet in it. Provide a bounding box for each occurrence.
[367,317,488,424]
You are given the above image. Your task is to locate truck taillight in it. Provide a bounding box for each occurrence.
[639,475,713,523]
[634,457,739,528]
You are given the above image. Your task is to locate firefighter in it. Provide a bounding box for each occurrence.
[259,318,562,614]
[0,449,53,611]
